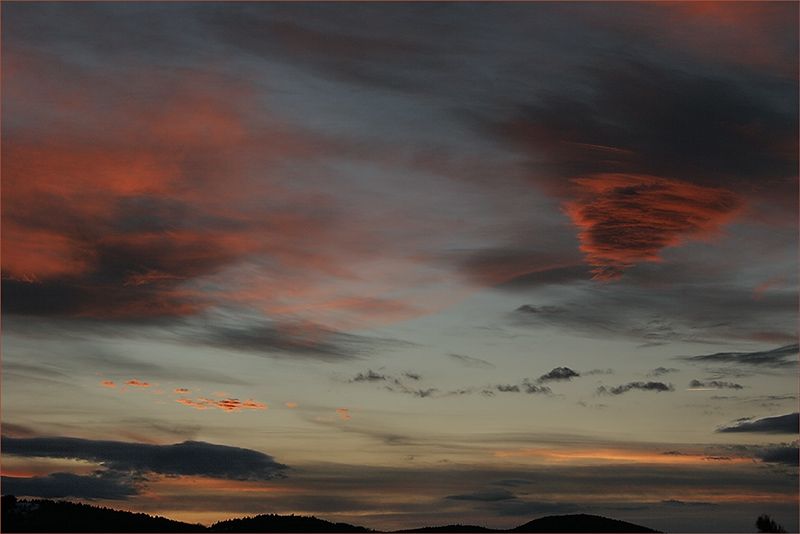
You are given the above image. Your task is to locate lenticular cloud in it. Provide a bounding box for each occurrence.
[563,174,743,280]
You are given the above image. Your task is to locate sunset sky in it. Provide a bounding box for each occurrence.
[1,2,798,533]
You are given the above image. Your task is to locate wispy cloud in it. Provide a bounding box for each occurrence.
[597,382,674,395]
[445,488,517,502]
[687,380,744,390]
[350,369,388,382]
[661,499,719,508]
[448,353,496,370]
[679,344,799,369]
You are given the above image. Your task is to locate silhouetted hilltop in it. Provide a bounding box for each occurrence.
[511,514,660,533]
[1,495,204,532]
[394,525,498,533]
[210,513,374,532]
[2,496,663,533]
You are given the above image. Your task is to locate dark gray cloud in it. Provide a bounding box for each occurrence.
[490,478,537,487]
[501,58,798,207]
[680,344,799,369]
[661,499,719,508]
[512,283,798,348]
[496,384,521,393]
[445,488,517,502]
[1,436,288,481]
[648,367,679,377]
[448,353,496,369]
[688,379,744,390]
[716,413,799,434]
[756,445,800,465]
[351,369,388,382]
[194,321,405,362]
[538,366,580,382]
[597,382,674,395]
[522,380,553,395]
[1,471,140,501]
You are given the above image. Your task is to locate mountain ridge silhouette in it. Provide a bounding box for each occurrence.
[1,495,661,533]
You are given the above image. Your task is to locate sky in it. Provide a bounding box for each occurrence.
[1,2,798,533]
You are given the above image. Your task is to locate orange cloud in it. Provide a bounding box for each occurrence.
[175,397,268,412]
[173,388,190,394]
[494,447,753,465]
[99,381,116,388]
[285,402,298,408]
[124,379,150,388]
[336,408,350,420]
[563,174,743,280]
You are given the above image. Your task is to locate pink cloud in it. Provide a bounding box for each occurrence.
[563,174,743,280]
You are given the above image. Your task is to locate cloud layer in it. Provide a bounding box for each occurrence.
[1,436,288,481]
[716,413,799,434]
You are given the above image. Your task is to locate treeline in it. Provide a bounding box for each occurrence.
[1,495,204,532]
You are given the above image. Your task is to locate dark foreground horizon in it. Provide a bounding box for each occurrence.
[2,496,664,533]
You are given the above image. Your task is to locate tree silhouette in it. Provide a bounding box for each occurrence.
[756,514,786,533]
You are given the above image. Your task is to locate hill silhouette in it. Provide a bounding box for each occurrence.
[2,495,662,533]
[210,514,374,532]
[511,514,660,533]
[1,495,203,532]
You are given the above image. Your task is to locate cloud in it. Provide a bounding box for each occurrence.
[648,367,679,377]
[661,499,719,508]
[688,380,744,390]
[512,288,798,348]
[756,444,800,465]
[1,471,140,501]
[99,381,116,388]
[448,353,496,370]
[490,478,537,487]
[679,344,799,369]
[351,369,388,382]
[716,413,799,434]
[597,382,675,395]
[451,248,585,289]
[1,436,288,481]
[445,488,517,502]
[538,366,580,382]
[496,384,521,393]
[501,57,797,280]
[0,423,39,438]
[564,174,744,281]
[124,379,150,388]
[522,380,553,395]
[184,317,413,362]
[175,397,268,413]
